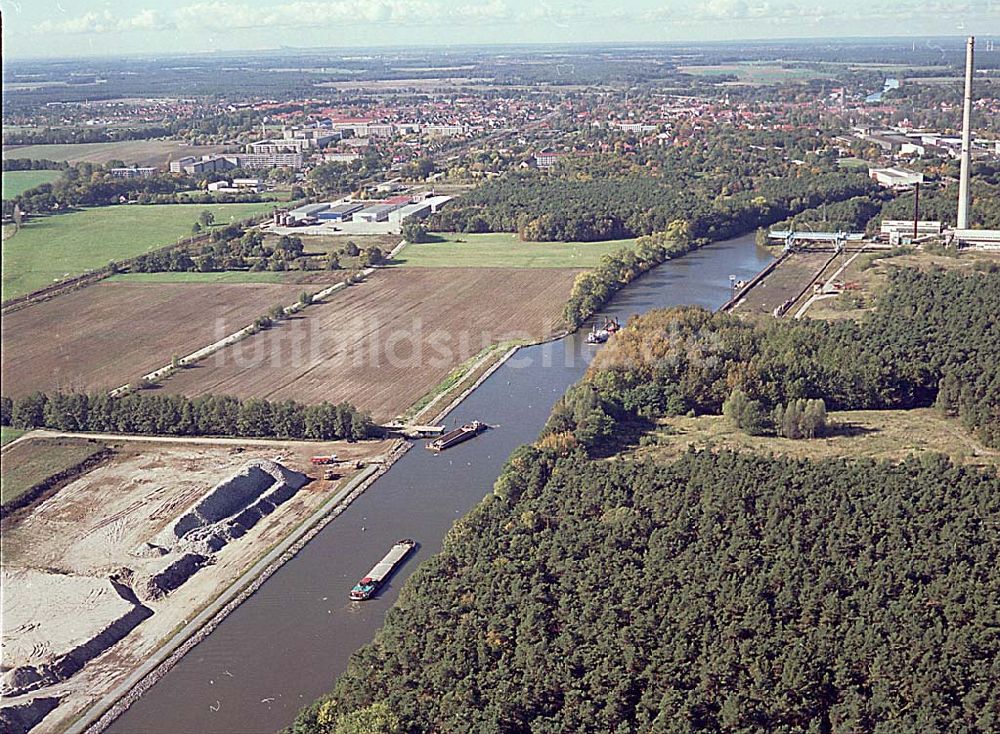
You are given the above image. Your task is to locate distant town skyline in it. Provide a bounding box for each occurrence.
[2,0,998,59]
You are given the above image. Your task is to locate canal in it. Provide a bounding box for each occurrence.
[106,233,773,734]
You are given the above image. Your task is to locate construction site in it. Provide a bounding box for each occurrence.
[0,435,394,734]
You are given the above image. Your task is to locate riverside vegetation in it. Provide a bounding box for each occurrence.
[289,266,999,734]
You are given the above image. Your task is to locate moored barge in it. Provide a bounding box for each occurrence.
[426,421,488,451]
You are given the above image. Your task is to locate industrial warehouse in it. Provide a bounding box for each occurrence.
[270,192,452,234]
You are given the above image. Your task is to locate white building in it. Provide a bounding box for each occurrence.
[110,166,157,178]
[868,167,923,189]
[425,124,464,137]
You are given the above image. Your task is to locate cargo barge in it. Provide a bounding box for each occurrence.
[349,539,417,600]
[426,421,488,451]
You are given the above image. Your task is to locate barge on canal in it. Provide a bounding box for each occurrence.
[426,421,488,452]
[350,539,417,601]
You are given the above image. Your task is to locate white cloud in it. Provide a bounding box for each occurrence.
[34,9,170,34]
[169,0,517,32]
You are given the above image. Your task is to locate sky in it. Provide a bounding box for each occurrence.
[1,0,998,59]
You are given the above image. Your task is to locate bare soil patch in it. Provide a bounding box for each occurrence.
[732,250,833,317]
[2,281,324,397]
[0,436,392,733]
[159,267,580,421]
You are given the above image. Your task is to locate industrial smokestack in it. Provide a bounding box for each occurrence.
[957,36,975,230]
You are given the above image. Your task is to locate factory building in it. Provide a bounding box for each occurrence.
[420,194,453,213]
[317,202,366,222]
[388,201,433,224]
[207,178,263,193]
[288,203,330,221]
[354,204,397,223]
[880,220,943,245]
[170,155,236,175]
[868,167,923,190]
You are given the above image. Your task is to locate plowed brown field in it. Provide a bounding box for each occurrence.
[2,281,310,396]
[161,267,580,420]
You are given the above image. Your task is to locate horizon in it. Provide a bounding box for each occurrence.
[2,33,997,65]
[2,0,998,60]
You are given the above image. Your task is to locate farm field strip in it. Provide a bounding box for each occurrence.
[2,141,227,166]
[2,280,317,397]
[159,267,581,421]
[397,233,636,268]
[1,202,276,300]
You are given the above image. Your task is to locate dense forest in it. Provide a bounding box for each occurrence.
[427,131,879,242]
[0,391,376,441]
[290,449,1000,734]
[552,268,1000,450]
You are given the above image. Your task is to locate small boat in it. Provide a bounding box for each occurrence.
[604,317,621,333]
[586,325,609,344]
[426,421,488,451]
[350,539,416,601]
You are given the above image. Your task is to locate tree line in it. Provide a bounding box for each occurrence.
[128,225,385,274]
[0,392,377,441]
[3,125,175,146]
[563,222,694,328]
[2,158,68,172]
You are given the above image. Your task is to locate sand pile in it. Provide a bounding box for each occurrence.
[0,570,152,698]
[135,552,209,603]
[155,460,307,555]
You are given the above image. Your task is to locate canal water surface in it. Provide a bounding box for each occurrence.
[106,233,773,734]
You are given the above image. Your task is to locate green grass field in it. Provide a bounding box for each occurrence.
[677,63,834,85]
[2,170,61,199]
[396,233,636,268]
[837,157,873,170]
[2,202,275,300]
[107,271,288,284]
[0,437,106,507]
[1,427,26,447]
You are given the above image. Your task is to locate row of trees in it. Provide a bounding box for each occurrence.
[129,227,385,274]
[0,392,376,441]
[290,446,1000,734]
[3,126,174,146]
[563,222,694,328]
[2,158,67,172]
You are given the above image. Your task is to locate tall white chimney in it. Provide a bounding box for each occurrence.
[957,36,975,230]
